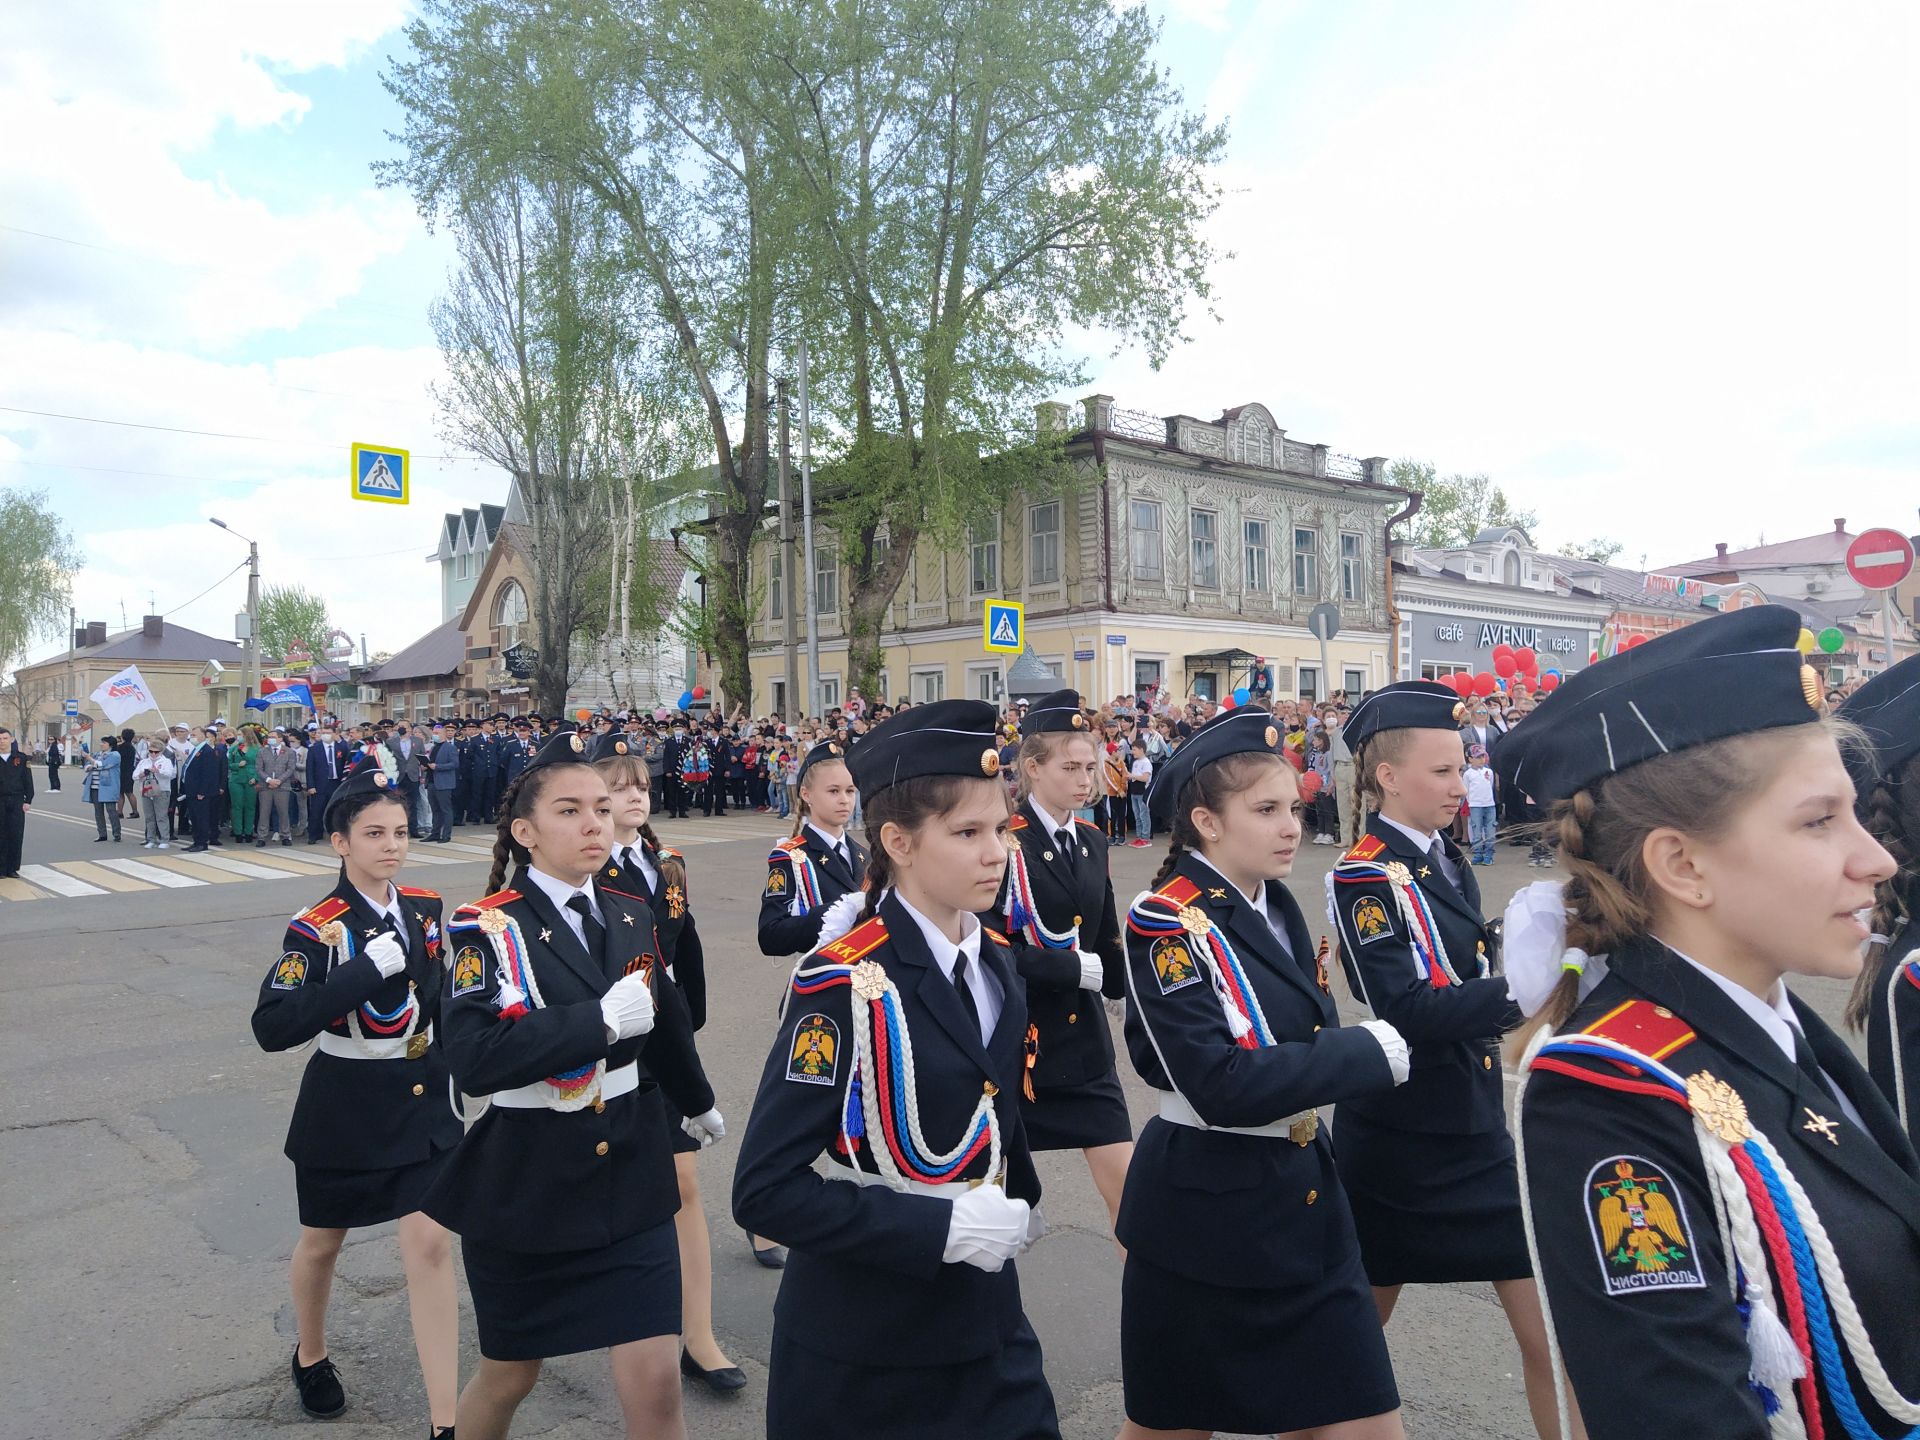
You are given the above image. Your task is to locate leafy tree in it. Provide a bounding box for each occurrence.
[1387,460,1540,550]
[0,487,84,679]
[257,584,333,666]
[1555,537,1626,565]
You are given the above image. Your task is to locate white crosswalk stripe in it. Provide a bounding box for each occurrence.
[95,858,207,888]
[16,864,108,897]
[169,851,300,881]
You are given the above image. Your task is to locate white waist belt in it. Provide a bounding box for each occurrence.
[317,1024,430,1061]
[490,1061,639,1110]
[822,1163,989,1198]
[1158,1090,1319,1142]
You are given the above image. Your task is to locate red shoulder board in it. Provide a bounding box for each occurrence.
[467,889,521,912]
[299,896,350,927]
[1153,874,1202,907]
[1007,815,1029,831]
[982,926,1009,946]
[775,836,805,852]
[1343,834,1386,863]
[1074,816,1102,830]
[1581,998,1698,1063]
[396,885,439,900]
[816,915,889,966]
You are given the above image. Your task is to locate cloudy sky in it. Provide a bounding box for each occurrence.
[4,0,1916,673]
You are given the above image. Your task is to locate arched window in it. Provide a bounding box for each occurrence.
[494,580,529,644]
[1503,550,1521,587]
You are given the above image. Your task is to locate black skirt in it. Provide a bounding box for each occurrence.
[1333,1114,1532,1285]
[1121,1241,1398,1434]
[1019,1065,1133,1151]
[462,1219,681,1361]
[766,1313,1059,1440]
[294,1150,448,1229]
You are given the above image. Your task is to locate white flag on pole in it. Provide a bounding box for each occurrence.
[90,664,159,727]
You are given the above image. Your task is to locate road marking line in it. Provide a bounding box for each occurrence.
[25,808,95,828]
[53,860,151,893]
[16,864,108,897]
[96,857,208,888]
[416,840,496,856]
[228,847,337,874]
[162,851,296,881]
[146,854,245,884]
[0,877,44,901]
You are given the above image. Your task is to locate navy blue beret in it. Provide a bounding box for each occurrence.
[1019,688,1090,736]
[1839,653,1920,796]
[1343,681,1468,752]
[849,699,1002,798]
[1146,706,1286,819]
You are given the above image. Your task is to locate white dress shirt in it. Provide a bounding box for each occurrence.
[892,889,1002,1043]
[1190,851,1292,958]
[805,820,853,873]
[353,882,409,951]
[611,839,659,894]
[525,865,603,950]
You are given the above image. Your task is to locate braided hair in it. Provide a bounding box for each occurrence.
[484,761,595,895]
[1846,752,1920,1031]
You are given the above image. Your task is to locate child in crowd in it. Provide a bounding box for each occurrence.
[1464,743,1497,865]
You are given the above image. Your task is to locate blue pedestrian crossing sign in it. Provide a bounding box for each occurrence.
[983,599,1024,654]
[350,442,410,505]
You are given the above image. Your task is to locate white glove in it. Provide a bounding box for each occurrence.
[680,1107,726,1149]
[1075,949,1106,992]
[365,932,407,979]
[599,971,656,1042]
[941,1185,1032,1272]
[1357,1019,1411,1085]
[1024,1204,1048,1249]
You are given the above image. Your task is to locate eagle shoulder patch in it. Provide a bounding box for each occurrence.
[451,945,487,996]
[786,1012,839,1085]
[1150,934,1202,994]
[1585,1155,1704,1296]
[270,951,308,990]
[1350,894,1394,945]
[764,862,789,898]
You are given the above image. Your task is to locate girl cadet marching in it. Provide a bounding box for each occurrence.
[1117,706,1412,1440]
[421,727,726,1440]
[587,732,745,1397]
[1329,680,1571,1439]
[1841,654,1920,1143]
[1499,604,1920,1440]
[250,758,461,1436]
[994,688,1133,1232]
[731,700,1059,1440]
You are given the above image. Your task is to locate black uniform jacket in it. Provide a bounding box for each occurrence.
[599,836,707,1030]
[1866,924,1920,1148]
[732,891,1042,1367]
[1,748,35,801]
[992,804,1126,1088]
[1120,854,1397,1288]
[250,875,462,1169]
[182,743,221,798]
[423,869,715,1253]
[1331,818,1520,1135]
[756,823,868,957]
[1523,940,1920,1440]
[497,736,532,790]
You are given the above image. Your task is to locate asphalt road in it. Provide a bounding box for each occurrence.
[0,784,1867,1440]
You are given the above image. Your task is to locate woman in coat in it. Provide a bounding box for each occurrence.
[88,735,124,841]
[228,732,260,842]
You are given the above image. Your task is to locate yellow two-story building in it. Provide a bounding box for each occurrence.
[743,395,1412,716]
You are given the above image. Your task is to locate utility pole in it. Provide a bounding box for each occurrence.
[210,518,261,709]
[776,375,800,721]
[798,336,822,718]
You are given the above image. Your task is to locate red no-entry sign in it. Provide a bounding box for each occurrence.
[1846,528,1916,590]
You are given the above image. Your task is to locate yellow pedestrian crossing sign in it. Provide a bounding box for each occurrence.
[983,599,1024,654]
[350,442,410,505]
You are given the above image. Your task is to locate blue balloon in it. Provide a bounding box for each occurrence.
[678,690,694,710]
[1233,686,1250,705]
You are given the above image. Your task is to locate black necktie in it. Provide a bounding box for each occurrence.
[1055,828,1078,876]
[834,841,850,874]
[1791,1027,1840,1108]
[566,894,606,957]
[1428,837,1459,892]
[951,951,983,1040]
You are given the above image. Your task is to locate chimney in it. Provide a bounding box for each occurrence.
[1715,543,1728,561]
[85,620,107,646]
[1834,517,1847,535]
[1081,393,1114,433]
[141,615,163,639]
[1034,401,1069,440]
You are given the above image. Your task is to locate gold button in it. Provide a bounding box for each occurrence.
[593,1099,606,1114]
[1073,915,1083,926]
[1483,1055,1494,1070]
[1305,1189,1319,1205]
[411,1083,425,1097]
[1068,1013,1078,1024]
[1654,1006,1674,1018]
[1476,941,1486,953]
[1313,1024,1322,1032]
[983,1082,999,1097]
[595,1141,610,1157]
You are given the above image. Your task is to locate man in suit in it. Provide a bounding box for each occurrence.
[304,724,349,843]
[0,726,33,879]
[425,722,459,842]
[390,722,426,838]
[471,716,502,824]
[180,727,223,853]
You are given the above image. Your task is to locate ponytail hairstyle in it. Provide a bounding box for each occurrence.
[485,761,595,895]
[1013,729,1096,804]
[789,754,853,838]
[1150,751,1290,890]
[856,775,999,923]
[1845,751,1920,1030]
[1510,714,1868,1057]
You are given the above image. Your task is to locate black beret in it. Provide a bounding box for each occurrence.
[1146,707,1286,819]
[1839,654,1920,795]
[322,753,402,826]
[586,732,636,763]
[796,738,849,786]
[849,699,1002,799]
[1496,604,1822,808]
[523,726,589,775]
[1019,688,1089,736]
[1343,680,1467,753]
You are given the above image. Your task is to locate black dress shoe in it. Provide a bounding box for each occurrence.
[291,1347,346,1417]
[680,1349,748,1394]
[430,1426,455,1439]
[746,1230,787,1268]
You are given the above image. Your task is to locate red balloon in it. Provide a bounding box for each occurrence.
[1491,644,1514,663]
[1541,672,1561,692]
[1515,647,1538,672]
[1473,673,1498,697]
[1624,635,1648,651]
[1494,654,1518,678]
[1589,651,1599,664]
[1218,694,1235,710]
[691,685,706,700]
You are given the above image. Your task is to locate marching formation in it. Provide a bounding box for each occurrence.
[249,605,1920,1440]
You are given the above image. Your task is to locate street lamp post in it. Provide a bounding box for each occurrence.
[210,518,260,708]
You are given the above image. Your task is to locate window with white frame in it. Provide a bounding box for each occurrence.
[770,678,788,716]
[1343,667,1366,695]
[493,579,529,646]
[969,521,998,595]
[912,668,946,703]
[1340,532,1363,601]
[1293,528,1318,597]
[812,546,839,615]
[768,546,784,620]
[970,667,1000,702]
[1028,501,1061,586]
[1244,518,1270,592]
[819,676,840,710]
[1298,665,1320,703]
[1190,508,1218,588]
[1129,500,1163,581]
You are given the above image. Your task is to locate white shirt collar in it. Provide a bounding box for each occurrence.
[804,820,847,853]
[890,887,981,981]
[1026,797,1073,839]
[525,865,600,923]
[1188,851,1292,956]
[1378,814,1441,854]
[614,837,658,891]
[1660,940,1802,1061]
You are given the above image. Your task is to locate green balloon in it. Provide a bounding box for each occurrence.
[1818,627,1846,654]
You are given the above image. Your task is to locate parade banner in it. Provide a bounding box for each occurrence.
[88,664,161,726]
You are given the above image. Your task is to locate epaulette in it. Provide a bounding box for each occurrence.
[1343,834,1386,864]
[1007,814,1030,831]
[600,884,647,906]
[982,925,1009,946]
[1074,816,1102,830]
[289,895,349,943]
[1580,998,1698,1064]
[1528,999,1700,1115]
[453,889,521,919]
[396,885,439,900]
[814,914,889,966]
[771,838,803,857]
[1127,874,1204,937]
[1154,873,1202,907]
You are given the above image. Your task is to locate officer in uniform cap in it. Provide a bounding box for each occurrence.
[732,699,1058,1440]
[1841,654,1920,1142]
[757,739,868,960]
[1116,706,1410,1436]
[1500,604,1919,1440]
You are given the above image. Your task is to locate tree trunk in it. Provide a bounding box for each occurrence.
[843,518,916,697]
